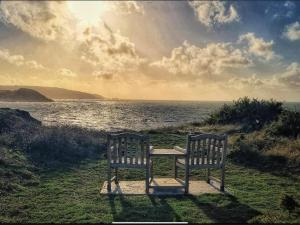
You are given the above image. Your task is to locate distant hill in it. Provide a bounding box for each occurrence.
[0,86,105,100]
[0,88,53,102]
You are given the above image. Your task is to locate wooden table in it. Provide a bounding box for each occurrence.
[149,148,186,189]
[150,148,186,156]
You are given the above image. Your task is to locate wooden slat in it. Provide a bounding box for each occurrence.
[190,134,225,141]
[190,140,195,165]
[113,138,117,163]
[216,139,221,166]
[221,135,228,166]
[130,138,134,165]
[201,138,206,164]
[212,138,216,165]
[118,137,122,164]
[196,139,201,165]
[141,139,144,166]
[135,139,139,165]
[124,136,128,165]
[220,140,224,164]
[207,138,211,165]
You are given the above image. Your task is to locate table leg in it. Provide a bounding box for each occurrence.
[174,156,177,179]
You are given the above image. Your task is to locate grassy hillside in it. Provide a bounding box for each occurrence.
[0,88,53,102]
[0,99,299,223]
[0,85,105,100]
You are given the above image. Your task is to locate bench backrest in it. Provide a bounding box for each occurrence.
[107,132,149,166]
[186,133,227,168]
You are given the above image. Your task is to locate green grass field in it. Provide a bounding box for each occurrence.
[1,131,299,223]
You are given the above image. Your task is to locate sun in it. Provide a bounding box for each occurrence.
[67,1,109,26]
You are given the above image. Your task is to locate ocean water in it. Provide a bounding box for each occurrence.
[0,100,299,131]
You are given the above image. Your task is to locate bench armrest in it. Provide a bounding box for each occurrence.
[174,146,186,154]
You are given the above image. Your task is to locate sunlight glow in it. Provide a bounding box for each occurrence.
[67,1,109,26]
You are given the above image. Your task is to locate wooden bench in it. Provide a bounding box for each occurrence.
[174,133,228,193]
[106,132,152,193]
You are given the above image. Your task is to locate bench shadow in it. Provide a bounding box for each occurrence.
[187,194,261,223]
[108,193,260,223]
[108,194,182,222]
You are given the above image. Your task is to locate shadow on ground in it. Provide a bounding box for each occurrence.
[108,193,260,223]
[109,195,181,222]
[188,194,260,223]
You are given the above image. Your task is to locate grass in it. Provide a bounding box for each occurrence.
[1,129,300,223]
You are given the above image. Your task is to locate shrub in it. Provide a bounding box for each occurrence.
[280,194,299,215]
[206,97,283,131]
[267,110,300,138]
[26,126,105,166]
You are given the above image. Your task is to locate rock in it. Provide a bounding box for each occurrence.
[0,108,41,132]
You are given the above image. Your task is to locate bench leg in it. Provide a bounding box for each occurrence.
[220,165,225,192]
[115,168,119,184]
[146,156,150,194]
[174,156,178,179]
[150,161,153,181]
[184,163,189,194]
[207,168,210,184]
[146,166,150,194]
[107,166,112,192]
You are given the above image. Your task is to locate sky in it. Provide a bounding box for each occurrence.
[0,1,300,101]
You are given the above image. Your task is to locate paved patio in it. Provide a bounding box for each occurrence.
[100,178,224,195]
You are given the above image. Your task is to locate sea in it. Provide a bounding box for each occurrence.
[0,100,299,131]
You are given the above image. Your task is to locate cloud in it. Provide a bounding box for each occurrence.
[277,62,300,87]
[283,21,300,41]
[0,1,73,41]
[0,48,44,69]
[284,1,296,9]
[151,41,251,82]
[79,22,145,76]
[227,74,265,90]
[188,0,239,27]
[92,71,114,80]
[112,1,144,15]
[59,68,77,78]
[238,33,277,61]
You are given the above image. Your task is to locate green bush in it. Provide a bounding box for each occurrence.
[280,194,299,215]
[267,110,300,138]
[206,97,283,131]
[27,126,104,166]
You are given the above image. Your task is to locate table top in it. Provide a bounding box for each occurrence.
[150,148,186,156]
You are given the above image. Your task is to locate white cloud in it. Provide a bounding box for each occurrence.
[239,33,277,61]
[79,22,145,76]
[59,68,77,78]
[0,48,44,70]
[112,1,144,15]
[188,0,239,27]
[0,1,74,41]
[277,62,300,87]
[227,74,265,90]
[283,21,300,41]
[92,71,114,80]
[151,41,251,81]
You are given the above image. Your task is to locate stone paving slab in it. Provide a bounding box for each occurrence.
[100,178,223,195]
